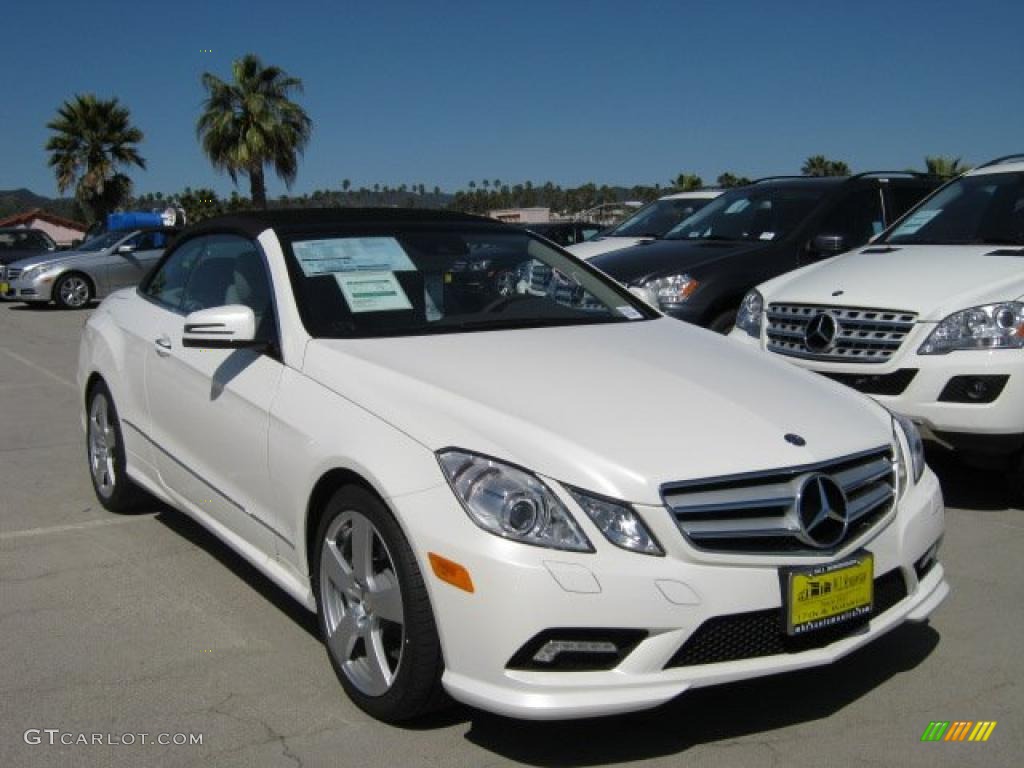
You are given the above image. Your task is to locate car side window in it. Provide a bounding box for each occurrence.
[818,187,885,247]
[144,236,206,309]
[181,234,276,343]
[133,232,164,250]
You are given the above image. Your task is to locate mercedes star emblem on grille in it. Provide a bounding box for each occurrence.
[804,312,839,352]
[795,474,849,549]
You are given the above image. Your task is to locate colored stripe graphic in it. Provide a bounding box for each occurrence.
[921,722,949,741]
[968,722,997,742]
[944,721,972,741]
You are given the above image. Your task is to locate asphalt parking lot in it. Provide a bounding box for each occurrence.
[1,299,1020,768]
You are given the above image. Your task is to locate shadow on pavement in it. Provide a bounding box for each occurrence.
[925,446,1015,512]
[461,622,940,765]
[154,504,320,639]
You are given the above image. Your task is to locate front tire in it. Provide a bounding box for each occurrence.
[54,272,93,309]
[313,486,446,722]
[86,381,143,513]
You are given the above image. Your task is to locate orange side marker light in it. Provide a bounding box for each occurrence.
[429,553,475,593]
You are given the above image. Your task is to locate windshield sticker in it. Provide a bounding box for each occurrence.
[335,271,412,313]
[724,199,751,214]
[617,305,643,320]
[759,231,776,241]
[892,209,941,236]
[293,237,416,276]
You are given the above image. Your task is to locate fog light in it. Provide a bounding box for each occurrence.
[507,629,646,671]
[938,375,1008,404]
[532,639,618,663]
[914,536,943,580]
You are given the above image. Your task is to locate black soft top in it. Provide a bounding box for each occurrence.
[182,208,503,239]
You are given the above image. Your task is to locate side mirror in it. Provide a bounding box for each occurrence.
[182,305,261,349]
[810,233,846,255]
[116,243,137,255]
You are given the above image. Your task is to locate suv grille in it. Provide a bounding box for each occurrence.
[767,304,917,364]
[664,569,908,668]
[663,448,895,555]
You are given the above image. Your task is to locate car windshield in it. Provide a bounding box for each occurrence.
[609,198,713,238]
[885,171,1024,246]
[665,186,826,242]
[282,226,656,338]
[77,231,128,252]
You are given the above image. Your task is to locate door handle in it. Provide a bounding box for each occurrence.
[154,336,172,357]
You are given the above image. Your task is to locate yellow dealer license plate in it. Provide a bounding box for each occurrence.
[784,553,874,635]
[0,282,9,294]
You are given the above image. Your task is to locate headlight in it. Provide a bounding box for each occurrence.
[918,302,1024,354]
[20,265,52,282]
[892,414,925,494]
[735,289,764,338]
[567,488,663,556]
[639,273,699,310]
[437,450,593,552]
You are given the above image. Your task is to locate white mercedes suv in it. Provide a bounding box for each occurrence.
[79,209,947,722]
[731,155,1024,490]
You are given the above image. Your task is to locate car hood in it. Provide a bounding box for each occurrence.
[566,236,655,261]
[5,250,93,271]
[302,318,891,505]
[761,244,1024,321]
[591,238,768,283]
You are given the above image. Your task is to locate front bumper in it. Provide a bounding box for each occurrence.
[394,468,946,720]
[3,275,54,302]
[729,323,1024,453]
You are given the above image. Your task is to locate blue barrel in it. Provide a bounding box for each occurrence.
[106,211,164,231]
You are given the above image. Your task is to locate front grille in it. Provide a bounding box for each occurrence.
[2,266,22,280]
[767,304,917,364]
[664,569,908,668]
[663,448,895,555]
[816,368,918,396]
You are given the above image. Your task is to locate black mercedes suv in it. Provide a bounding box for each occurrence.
[591,173,942,332]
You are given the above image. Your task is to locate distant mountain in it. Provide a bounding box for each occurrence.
[0,189,82,221]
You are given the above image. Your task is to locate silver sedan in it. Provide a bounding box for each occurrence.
[0,228,177,308]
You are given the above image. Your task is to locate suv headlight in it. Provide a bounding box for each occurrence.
[566,488,663,556]
[918,302,1024,354]
[892,414,925,495]
[735,289,764,338]
[639,273,699,310]
[437,450,593,552]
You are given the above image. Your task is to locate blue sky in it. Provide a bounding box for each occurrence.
[3,0,1022,198]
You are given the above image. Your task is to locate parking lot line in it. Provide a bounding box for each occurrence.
[0,346,76,390]
[0,514,154,541]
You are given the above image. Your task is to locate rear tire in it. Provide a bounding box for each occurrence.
[313,485,447,722]
[86,381,144,513]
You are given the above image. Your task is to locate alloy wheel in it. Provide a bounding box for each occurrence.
[88,392,117,498]
[59,275,91,308]
[319,510,405,696]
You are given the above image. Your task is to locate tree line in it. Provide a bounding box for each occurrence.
[42,53,971,227]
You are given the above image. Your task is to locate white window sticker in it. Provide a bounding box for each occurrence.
[759,231,776,241]
[617,305,643,320]
[335,271,412,313]
[293,237,415,276]
[892,209,941,236]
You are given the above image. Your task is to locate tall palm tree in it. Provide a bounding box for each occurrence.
[197,54,313,208]
[45,94,146,223]
[673,173,704,191]
[924,155,969,179]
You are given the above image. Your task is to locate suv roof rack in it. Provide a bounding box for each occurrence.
[752,170,933,185]
[977,154,1024,168]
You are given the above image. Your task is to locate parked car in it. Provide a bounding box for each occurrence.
[730,154,1024,489]
[79,208,947,722]
[567,189,723,260]
[0,227,58,267]
[592,173,942,333]
[1,227,177,308]
[517,220,604,247]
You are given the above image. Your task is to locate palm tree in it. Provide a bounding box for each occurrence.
[924,155,969,179]
[197,54,313,208]
[717,172,751,188]
[673,173,704,191]
[802,155,850,177]
[342,178,351,193]
[45,94,146,223]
